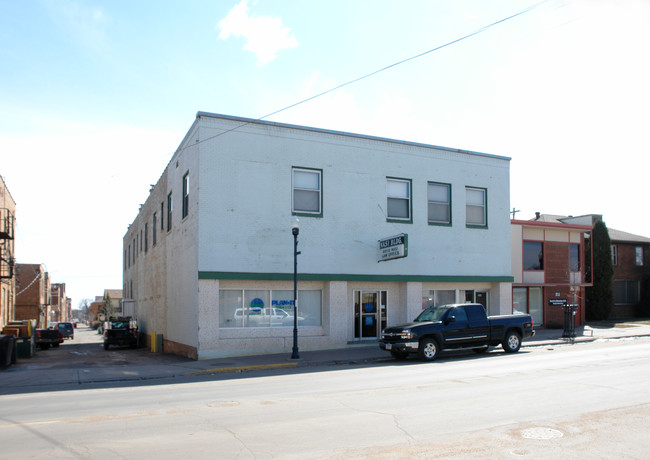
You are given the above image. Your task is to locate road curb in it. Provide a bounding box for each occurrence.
[184,362,299,376]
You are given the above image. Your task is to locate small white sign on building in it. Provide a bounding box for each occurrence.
[378,233,408,262]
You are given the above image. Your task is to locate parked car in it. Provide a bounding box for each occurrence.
[56,322,74,340]
[379,303,535,361]
[36,328,64,350]
[103,317,139,350]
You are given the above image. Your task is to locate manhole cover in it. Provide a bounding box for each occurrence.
[521,427,563,440]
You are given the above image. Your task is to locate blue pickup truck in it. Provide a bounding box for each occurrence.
[379,303,535,361]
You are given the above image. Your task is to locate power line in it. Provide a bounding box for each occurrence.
[185,0,551,149]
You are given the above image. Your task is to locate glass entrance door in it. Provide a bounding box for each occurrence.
[354,290,387,340]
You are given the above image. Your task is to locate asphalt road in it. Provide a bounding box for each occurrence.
[1,330,649,459]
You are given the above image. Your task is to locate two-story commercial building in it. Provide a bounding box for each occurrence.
[124,112,514,359]
[511,216,592,328]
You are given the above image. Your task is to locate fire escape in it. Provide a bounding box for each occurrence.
[1,208,15,280]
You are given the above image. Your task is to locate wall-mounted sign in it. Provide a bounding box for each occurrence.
[378,233,408,262]
[549,298,568,306]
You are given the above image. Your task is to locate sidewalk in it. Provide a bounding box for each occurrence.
[183,321,650,375]
[2,322,650,392]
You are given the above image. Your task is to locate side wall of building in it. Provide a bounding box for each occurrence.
[123,123,201,358]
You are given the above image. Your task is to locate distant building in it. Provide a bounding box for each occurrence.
[103,289,123,317]
[15,263,51,328]
[608,228,650,318]
[51,283,70,323]
[124,112,513,359]
[1,175,16,329]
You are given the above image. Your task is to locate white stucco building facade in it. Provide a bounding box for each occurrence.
[124,112,513,359]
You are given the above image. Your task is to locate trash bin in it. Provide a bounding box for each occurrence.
[15,336,35,359]
[0,334,16,369]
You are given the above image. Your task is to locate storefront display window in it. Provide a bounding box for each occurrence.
[422,289,455,308]
[219,289,322,328]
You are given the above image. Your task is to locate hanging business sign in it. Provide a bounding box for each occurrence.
[378,233,408,262]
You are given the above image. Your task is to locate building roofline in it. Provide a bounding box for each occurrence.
[194,111,511,162]
[511,219,593,231]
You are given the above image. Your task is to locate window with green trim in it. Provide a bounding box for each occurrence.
[387,177,412,222]
[428,182,451,225]
[465,186,487,227]
[292,167,322,216]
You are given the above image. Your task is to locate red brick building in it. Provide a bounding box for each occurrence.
[608,228,650,319]
[1,176,16,330]
[15,263,51,328]
[511,217,592,328]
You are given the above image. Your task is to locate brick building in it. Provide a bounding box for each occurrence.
[608,228,650,318]
[15,263,51,328]
[511,217,592,328]
[1,175,16,329]
[51,283,70,323]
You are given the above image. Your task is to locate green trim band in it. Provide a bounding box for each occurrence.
[199,271,513,283]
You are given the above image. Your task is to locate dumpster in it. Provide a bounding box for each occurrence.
[15,336,35,359]
[0,334,16,369]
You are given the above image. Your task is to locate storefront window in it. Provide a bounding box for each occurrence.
[243,290,270,327]
[513,286,543,326]
[513,287,527,315]
[219,289,322,328]
[219,290,242,328]
[422,289,456,308]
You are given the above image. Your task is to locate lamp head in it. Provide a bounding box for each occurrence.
[292,216,299,236]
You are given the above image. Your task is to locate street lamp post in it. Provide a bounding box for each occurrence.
[291,217,301,359]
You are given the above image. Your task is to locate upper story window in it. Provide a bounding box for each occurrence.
[167,192,173,232]
[570,244,580,271]
[636,247,644,266]
[292,167,322,216]
[182,172,189,219]
[427,182,451,225]
[465,186,487,227]
[611,245,618,265]
[144,223,148,253]
[386,177,412,223]
[152,212,157,246]
[523,241,543,270]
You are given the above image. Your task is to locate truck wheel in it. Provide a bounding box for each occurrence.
[104,342,109,351]
[390,350,408,360]
[502,331,522,353]
[418,338,439,361]
[40,343,50,350]
[53,342,60,348]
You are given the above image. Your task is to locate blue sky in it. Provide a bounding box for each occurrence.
[1,0,649,306]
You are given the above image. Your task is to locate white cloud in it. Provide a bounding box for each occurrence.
[45,0,111,53]
[218,0,298,64]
